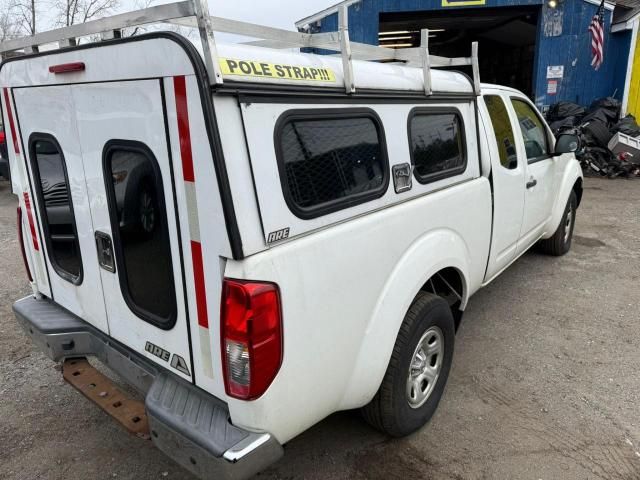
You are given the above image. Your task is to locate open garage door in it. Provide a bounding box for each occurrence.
[379,6,539,97]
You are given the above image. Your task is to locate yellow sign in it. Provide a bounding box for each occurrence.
[442,0,486,6]
[219,58,336,83]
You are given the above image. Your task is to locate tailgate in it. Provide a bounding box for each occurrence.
[3,36,233,397]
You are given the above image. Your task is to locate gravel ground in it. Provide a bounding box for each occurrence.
[0,176,639,480]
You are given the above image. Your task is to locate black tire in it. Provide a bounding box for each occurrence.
[538,190,577,256]
[362,292,455,437]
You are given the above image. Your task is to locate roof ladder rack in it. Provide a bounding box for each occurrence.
[192,0,223,85]
[420,29,432,96]
[338,5,355,94]
[0,0,481,95]
[0,1,196,58]
[471,42,481,95]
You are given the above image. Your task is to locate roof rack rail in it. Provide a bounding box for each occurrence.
[0,0,481,95]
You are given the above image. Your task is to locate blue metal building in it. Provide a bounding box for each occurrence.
[296,0,631,111]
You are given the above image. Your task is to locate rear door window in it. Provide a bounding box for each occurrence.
[484,95,518,169]
[29,134,82,283]
[103,141,176,328]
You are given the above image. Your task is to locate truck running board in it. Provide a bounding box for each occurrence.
[62,358,151,439]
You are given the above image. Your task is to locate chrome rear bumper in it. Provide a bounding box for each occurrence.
[13,295,283,480]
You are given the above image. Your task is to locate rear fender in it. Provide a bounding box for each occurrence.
[338,228,470,410]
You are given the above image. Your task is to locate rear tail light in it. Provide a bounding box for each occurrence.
[221,279,282,400]
[17,207,33,282]
[0,131,5,144]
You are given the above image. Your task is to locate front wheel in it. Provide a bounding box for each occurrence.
[362,292,455,437]
[538,190,577,256]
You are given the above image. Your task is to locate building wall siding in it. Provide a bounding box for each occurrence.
[533,1,629,108]
[310,0,629,108]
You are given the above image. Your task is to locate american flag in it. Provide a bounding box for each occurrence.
[588,0,606,70]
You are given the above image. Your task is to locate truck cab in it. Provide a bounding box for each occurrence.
[479,85,583,279]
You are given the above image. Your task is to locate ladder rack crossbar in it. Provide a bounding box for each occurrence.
[0,1,194,54]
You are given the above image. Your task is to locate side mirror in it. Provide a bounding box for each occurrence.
[554,133,580,155]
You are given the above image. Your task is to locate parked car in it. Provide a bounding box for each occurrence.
[4,2,583,479]
[0,125,9,181]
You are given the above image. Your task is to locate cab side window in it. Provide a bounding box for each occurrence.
[511,99,550,163]
[484,95,518,170]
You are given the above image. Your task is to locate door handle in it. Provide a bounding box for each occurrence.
[526,178,537,189]
[95,231,116,273]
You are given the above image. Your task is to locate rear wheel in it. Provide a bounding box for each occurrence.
[362,292,455,437]
[538,190,577,256]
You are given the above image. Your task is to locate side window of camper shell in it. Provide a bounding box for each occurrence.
[408,109,467,184]
[275,109,389,219]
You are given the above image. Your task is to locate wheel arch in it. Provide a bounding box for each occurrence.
[337,228,471,410]
[573,176,583,207]
[418,266,465,331]
[543,159,583,239]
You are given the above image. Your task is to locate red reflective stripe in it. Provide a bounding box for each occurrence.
[22,192,39,251]
[3,88,20,154]
[17,206,33,282]
[191,240,209,328]
[173,76,194,182]
[174,76,209,329]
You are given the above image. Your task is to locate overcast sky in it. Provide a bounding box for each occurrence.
[192,0,336,43]
[204,0,333,30]
[36,0,337,40]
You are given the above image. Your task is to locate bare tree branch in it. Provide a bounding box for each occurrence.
[53,0,119,28]
[0,2,21,42]
[121,0,153,37]
[11,0,37,35]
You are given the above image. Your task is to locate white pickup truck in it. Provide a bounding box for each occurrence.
[3,2,583,478]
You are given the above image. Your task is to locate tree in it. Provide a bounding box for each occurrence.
[54,0,120,27]
[0,5,21,41]
[12,0,37,36]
